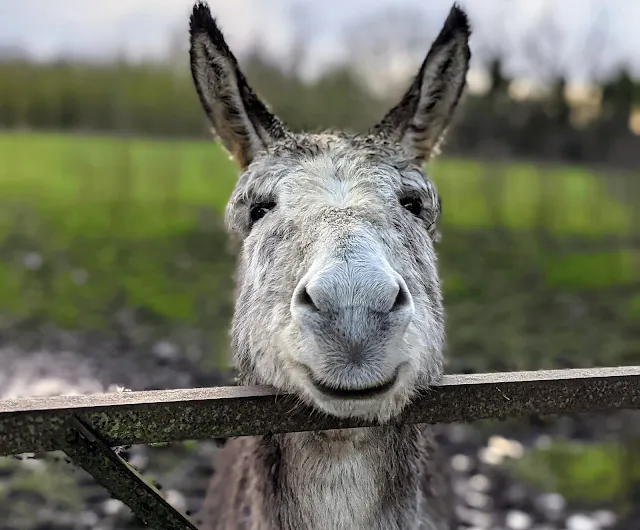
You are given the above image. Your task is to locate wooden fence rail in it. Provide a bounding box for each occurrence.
[2,366,640,529]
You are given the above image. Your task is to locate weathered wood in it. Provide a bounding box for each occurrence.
[63,416,198,530]
[1,366,640,456]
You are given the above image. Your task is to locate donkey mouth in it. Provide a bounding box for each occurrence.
[306,365,402,400]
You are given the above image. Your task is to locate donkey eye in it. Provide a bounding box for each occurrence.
[249,202,276,224]
[400,197,423,217]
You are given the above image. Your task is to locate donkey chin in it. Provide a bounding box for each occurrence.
[283,339,426,423]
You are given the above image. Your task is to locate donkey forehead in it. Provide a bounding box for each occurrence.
[238,134,432,206]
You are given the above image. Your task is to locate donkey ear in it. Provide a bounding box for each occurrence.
[189,2,287,168]
[371,4,471,161]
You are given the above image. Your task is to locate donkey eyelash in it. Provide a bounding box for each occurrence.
[398,189,438,223]
[249,201,276,225]
[399,196,423,217]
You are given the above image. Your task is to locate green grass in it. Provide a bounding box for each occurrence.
[508,440,640,509]
[0,132,236,241]
[0,131,636,237]
[0,454,83,512]
[435,161,633,235]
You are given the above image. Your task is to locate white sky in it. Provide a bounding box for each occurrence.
[1,0,639,83]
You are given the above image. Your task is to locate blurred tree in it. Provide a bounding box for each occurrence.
[0,2,639,167]
[601,69,636,127]
[342,6,434,99]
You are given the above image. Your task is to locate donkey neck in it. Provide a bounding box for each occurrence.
[201,416,452,530]
[263,425,424,530]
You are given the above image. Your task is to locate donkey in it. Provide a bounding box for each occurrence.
[189,2,470,528]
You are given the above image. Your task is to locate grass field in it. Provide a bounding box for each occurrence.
[0,132,637,335]
[0,131,636,238]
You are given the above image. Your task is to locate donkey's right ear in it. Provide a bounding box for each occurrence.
[189,2,286,169]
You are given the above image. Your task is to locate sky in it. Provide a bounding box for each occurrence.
[1,0,640,84]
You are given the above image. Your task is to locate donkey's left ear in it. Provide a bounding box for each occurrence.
[189,2,287,169]
[371,4,471,162]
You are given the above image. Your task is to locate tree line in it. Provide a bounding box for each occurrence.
[1,49,639,167]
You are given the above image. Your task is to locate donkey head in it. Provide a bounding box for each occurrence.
[190,1,470,422]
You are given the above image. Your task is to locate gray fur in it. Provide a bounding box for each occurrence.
[189,2,471,529]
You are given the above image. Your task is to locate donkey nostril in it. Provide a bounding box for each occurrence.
[391,283,411,312]
[296,285,319,312]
